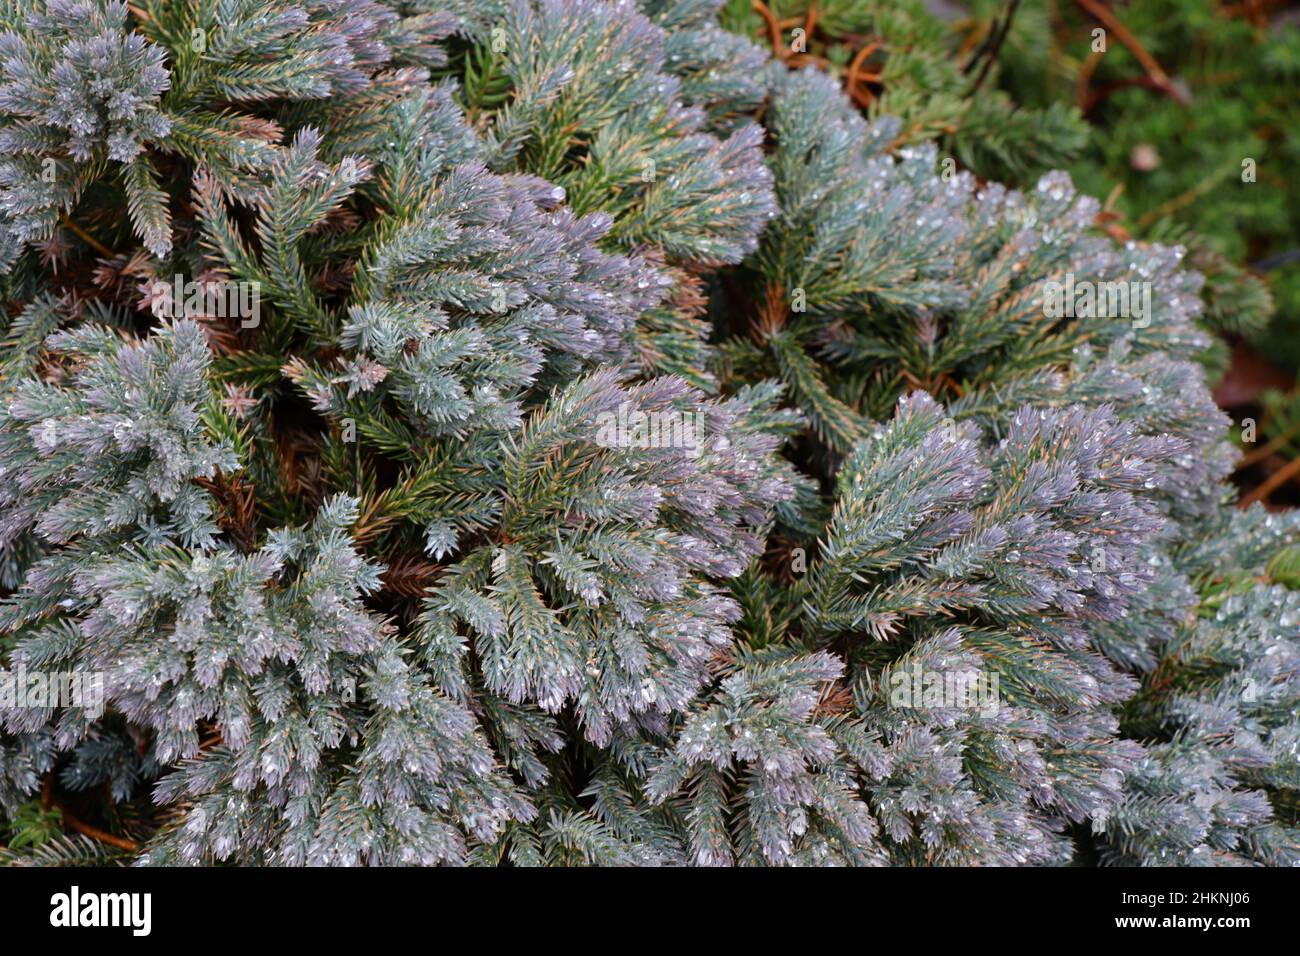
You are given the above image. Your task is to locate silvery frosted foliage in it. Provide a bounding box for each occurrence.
[478,0,776,265]
[588,389,1189,866]
[729,63,1300,865]
[143,0,405,108]
[0,319,221,723]
[809,392,1186,641]
[1,0,1296,869]
[0,0,170,162]
[146,0,413,106]
[136,495,533,866]
[0,320,232,565]
[0,0,170,265]
[1018,341,1235,525]
[0,321,531,864]
[440,0,775,381]
[737,67,1218,459]
[800,393,1167,864]
[408,371,794,731]
[638,0,771,129]
[0,319,231,808]
[643,647,886,866]
[238,83,666,425]
[291,357,799,863]
[1097,508,1300,866]
[186,49,799,862]
[0,0,432,270]
[1103,586,1300,866]
[0,729,54,814]
[446,0,768,127]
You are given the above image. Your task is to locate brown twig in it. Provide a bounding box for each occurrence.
[954,16,990,60]
[786,9,833,71]
[60,810,142,853]
[1239,454,1300,508]
[967,0,1023,94]
[40,778,140,853]
[844,39,884,108]
[1238,421,1300,469]
[1074,0,1189,105]
[1080,75,1184,113]
[752,0,787,60]
[960,17,998,73]
[58,213,115,259]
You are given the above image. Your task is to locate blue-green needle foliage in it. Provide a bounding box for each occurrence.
[0,0,1295,866]
[470,0,777,265]
[0,0,435,267]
